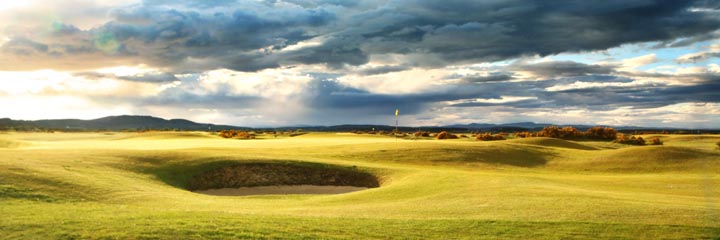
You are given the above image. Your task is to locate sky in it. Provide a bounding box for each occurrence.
[0,0,719,128]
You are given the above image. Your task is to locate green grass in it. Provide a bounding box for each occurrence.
[1,132,719,239]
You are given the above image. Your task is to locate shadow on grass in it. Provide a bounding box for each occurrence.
[0,170,91,202]
[510,137,601,150]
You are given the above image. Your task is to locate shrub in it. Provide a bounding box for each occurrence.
[476,133,505,141]
[535,126,578,138]
[649,137,663,145]
[515,132,535,138]
[615,134,645,145]
[716,141,720,149]
[586,126,617,140]
[537,126,560,138]
[516,126,617,140]
[218,130,255,139]
[419,131,431,137]
[436,131,458,140]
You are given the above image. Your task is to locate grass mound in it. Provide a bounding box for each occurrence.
[185,161,380,191]
[604,146,709,161]
[339,143,552,167]
[511,137,598,150]
[579,146,720,172]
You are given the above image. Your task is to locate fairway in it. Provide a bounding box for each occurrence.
[1,132,719,239]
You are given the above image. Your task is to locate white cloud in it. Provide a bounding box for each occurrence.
[0,69,165,97]
[618,54,657,71]
[676,43,720,63]
[197,68,314,98]
[545,81,651,92]
[0,94,130,120]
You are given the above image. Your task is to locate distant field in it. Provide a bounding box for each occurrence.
[1,132,719,239]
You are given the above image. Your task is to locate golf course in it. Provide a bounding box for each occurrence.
[1,131,718,239]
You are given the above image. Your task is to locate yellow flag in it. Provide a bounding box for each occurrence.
[395,109,399,116]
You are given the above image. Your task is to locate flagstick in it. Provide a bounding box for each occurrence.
[395,117,398,143]
[395,109,399,143]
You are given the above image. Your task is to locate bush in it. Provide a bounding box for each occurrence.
[615,134,645,145]
[514,132,535,138]
[436,131,458,140]
[515,126,616,140]
[414,131,430,137]
[476,133,505,141]
[585,126,617,140]
[218,130,255,139]
[716,141,720,149]
[649,137,663,145]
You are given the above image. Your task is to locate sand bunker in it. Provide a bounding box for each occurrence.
[194,185,369,196]
[187,162,379,196]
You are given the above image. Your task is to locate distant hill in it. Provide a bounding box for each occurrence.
[282,124,468,132]
[0,115,250,131]
[0,115,717,133]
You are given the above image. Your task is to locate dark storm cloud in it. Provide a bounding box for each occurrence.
[510,61,616,77]
[284,37,370,68]
[439,67,720,110]
[461,74,515,83]
[142,0,240,8]
[353,0,720,65]
[301,79,427,114]
[1,38,49,55]
[355,65,411,76]
[299,78,548,115]
[99,6,337,71]
[449,99,546,108]
[278,0,360,8]
[653,31,720,48]
[118,73,179,83]
[528,78,720,110]
[2,0,719,72]
[0,2,336,71]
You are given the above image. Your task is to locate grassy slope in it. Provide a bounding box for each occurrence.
[0,132,719,239]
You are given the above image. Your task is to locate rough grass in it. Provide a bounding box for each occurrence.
[0,132,719,239]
